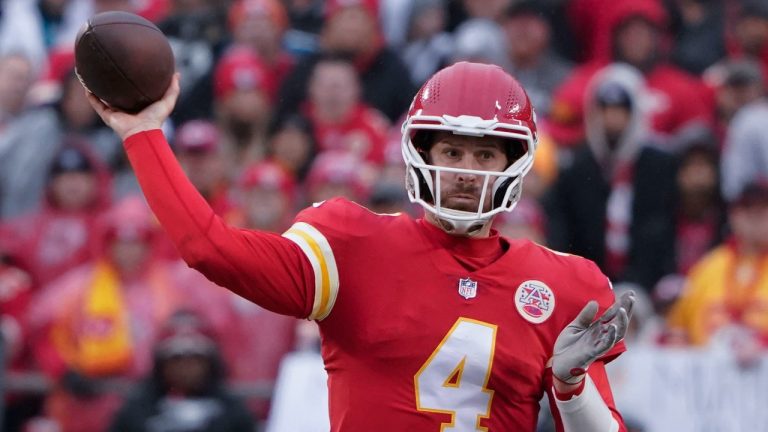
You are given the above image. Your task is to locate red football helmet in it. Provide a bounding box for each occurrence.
[401,62,538,235]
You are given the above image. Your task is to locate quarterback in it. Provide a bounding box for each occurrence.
[87,62,634,431]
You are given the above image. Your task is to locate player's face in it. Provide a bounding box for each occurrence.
[427,132,509,212]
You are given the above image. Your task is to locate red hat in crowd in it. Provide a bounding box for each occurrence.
[174,120,221,153]
[101,196,158,244]
[240,160,297,199]
[228,0,288,33]
[306,151,372,200]
[325,0,379,19]
[213,47,275,101]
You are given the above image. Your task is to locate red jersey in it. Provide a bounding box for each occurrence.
[123,130,625,431]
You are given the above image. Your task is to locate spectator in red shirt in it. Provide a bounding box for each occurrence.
[173,120,236,219]
[228,0,295,99]
[1,141,111,287]
[27,197,181,432]
[547,0,712,147]
[302,55,390,165]
[276,0,415,123]
[213,46,275,168]
[304,151,374,206]
[235,161,297,233]
[0,247,39,432]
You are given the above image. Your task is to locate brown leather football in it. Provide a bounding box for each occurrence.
[74,11,174,113]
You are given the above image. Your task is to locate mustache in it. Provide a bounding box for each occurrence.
[448,183,480,196]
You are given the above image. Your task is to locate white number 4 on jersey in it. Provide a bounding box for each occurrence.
[415,318,497,431]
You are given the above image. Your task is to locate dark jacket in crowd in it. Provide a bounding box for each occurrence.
[545,145,678,291]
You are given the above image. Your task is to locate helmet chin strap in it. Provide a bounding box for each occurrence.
[427,208,493,237]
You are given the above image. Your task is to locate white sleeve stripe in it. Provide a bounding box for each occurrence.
[554,375,617,432]
[282,222,339,320]
[282,231,325,318]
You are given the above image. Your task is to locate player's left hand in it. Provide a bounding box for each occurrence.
[551,291,635,384]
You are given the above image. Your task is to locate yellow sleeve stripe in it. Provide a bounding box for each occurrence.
[282,222,339,320]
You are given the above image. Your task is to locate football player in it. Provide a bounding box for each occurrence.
[86,61,634,431]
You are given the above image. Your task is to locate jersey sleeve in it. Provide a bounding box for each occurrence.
[283,198,374,320]
[123,130,314,318]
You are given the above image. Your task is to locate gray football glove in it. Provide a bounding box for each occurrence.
[552,291,635,384]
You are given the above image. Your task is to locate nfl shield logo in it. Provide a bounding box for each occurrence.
[458,278,478,299]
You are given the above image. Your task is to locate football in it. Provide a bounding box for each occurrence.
[74,11,175,113]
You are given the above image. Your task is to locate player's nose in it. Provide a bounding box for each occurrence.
[456,156,481,182]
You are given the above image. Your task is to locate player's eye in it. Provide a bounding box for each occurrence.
[444,148,460,159]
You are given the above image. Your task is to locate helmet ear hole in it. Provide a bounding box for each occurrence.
[493,178,513,208]
[414,169,434,203]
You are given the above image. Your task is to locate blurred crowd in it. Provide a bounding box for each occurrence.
[1,0,768,431]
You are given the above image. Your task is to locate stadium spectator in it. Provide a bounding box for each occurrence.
[400,0,454,85]
[26,197,179,431]
[0,142,111,287]
[0,53,34,127]
[672,130,727,275]
[450,19,510,69]
[720,90,768,202]
[492,197,546,244]
[222,289,298,422]
[266,114,316,181]
[668,180,768,347]
[227,0,294,98]
[501,0,573,117]
[275,0,415,123]
[0,247,40,432]
[726,0,768,84]
[109,310,256,432]
[173,120,236,219]
[702,58,765,146]
[158,0,229,124]
[302,55,390,165]
[665,0,727,75]
[282,0,324,55]
[0,0,91,74]
[213,46,275,169]
[304,151,374,205]
[544,63,677,292]
[1,65,122,218]
[235,160,297,232]
[547,0,711,146]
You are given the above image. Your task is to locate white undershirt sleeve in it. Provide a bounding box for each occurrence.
[554,375,620,432]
